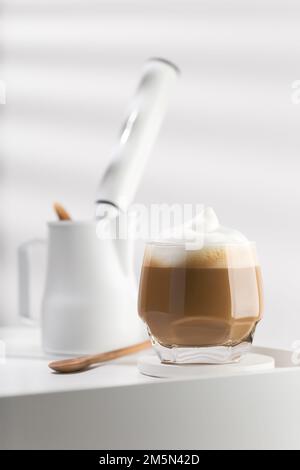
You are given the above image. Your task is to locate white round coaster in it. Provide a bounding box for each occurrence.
[138,353,275,379]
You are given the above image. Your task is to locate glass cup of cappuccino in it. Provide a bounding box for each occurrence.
[138,241,263,364]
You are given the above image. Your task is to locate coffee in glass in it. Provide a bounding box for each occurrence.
[138,241,263,364]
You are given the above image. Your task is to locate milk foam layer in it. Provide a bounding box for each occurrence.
[159,206,249,247]
[145,244,258,269]
[147,207,256,269]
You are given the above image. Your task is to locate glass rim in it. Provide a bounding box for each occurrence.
[144,239,257,248]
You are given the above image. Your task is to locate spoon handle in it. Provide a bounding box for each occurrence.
[86,340,151,366]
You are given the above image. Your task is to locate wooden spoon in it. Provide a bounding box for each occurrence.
[53,202,72,221]
[48,340,151,373]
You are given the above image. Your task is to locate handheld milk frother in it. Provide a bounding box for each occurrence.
[95,58,180,218]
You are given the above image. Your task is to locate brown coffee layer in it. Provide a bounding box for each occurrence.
[138,265,263,347]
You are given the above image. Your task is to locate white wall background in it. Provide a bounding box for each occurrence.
[1,0,300,349]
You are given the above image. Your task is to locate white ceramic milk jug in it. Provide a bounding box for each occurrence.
[19,221,141,355]
[18,59,179,355]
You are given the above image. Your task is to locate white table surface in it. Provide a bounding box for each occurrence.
[1,327,300,449]
[0,327,158,398]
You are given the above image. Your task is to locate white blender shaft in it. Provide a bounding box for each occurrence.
[95,58,180,214]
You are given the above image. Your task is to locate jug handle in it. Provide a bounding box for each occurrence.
[18,239,47,325]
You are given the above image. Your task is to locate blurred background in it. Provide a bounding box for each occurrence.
[0,0,300,349]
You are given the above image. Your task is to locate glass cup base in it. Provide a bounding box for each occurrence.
[151,337,251,364]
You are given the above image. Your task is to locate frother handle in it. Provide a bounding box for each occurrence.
[96,58,179,212]
[18,239,47,325]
